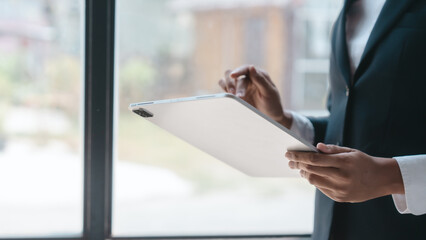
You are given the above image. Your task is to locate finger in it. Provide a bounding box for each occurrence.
[285,151,342,167]
[218,78,227,92]
[317,187,338,200]
[231,65,272,84]
[317,187,350,203]
[224,70,236,94]
[300,170,338,191]
[255,67,275,86]
[248,66,274,95]
[235,75,249,97]
[229,65,250,79]
[230,65,273,95]
[289,161,339,178]
[317,143,354,154]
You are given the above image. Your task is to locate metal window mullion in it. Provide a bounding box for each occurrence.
[83,0,116,239]
[108,235,312,240]
[0,238,82,240]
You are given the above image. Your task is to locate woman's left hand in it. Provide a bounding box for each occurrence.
[286,143,404,203]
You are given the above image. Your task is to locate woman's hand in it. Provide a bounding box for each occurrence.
[286,143,405,203]
[219,65,293,129]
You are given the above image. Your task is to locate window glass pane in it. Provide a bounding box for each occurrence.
[114,0,341,236]
[0,0,83,237]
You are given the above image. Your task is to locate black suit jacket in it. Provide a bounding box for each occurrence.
[309,0,426,239]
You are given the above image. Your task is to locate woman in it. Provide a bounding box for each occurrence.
[219,0,426,239]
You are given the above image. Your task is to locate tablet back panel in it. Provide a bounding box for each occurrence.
[129,94,316,177]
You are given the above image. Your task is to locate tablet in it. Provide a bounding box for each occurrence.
[129,93,316,177]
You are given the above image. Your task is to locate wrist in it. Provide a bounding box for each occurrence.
[277,111,293,129]
[378,157,405,196]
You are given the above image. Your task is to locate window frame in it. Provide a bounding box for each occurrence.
[0,0,312,239]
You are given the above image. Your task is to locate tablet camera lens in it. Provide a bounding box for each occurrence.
[133,108,153,118]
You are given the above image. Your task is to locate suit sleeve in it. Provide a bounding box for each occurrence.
[307,92,331,144]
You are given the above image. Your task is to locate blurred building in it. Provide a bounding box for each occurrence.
[171,0,340,112]
[171,0,290,101]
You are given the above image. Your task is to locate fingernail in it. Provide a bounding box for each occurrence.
[285,152,293,159]
[320,142,330,149]
[288,161,294,168]
[236,91,245,97]
[229,88,235,94]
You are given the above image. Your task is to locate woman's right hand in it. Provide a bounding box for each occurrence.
[218,65,293,129]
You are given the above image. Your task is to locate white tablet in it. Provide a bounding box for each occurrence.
[129,93,316,177]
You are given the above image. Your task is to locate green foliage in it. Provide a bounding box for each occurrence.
[45,55,81,94]
[44,55,82,118]
[121,58,156,85]
[0,70,13,100]
[119,58,157,108]
[0,54,20,101]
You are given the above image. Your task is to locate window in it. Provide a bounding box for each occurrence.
[0,0,83,237]
[0,0,341,239]
[113,0,340,237]
[288,1,341,113]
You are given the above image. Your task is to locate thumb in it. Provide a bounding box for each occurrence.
[317,142,353,154]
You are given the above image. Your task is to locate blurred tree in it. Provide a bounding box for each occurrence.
[119,58,156,109]
[44,54,81,118]
[0,60,15,100]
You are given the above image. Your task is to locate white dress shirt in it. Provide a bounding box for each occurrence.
[289,0,426,215]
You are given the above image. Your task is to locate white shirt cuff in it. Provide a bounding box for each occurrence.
[288,111,315,145]
[392,155,426,215]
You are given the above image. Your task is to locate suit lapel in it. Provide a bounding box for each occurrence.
[334,0,352,86]
[353,0,417,81]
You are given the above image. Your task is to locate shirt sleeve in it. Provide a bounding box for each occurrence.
[392,154,426,215]
[289,111,315,145]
